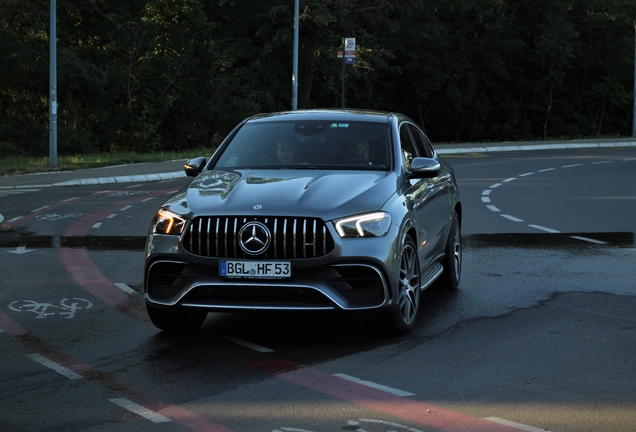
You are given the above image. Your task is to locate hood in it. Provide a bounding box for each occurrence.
[165,169,399,221]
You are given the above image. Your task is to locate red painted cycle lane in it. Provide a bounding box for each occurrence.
[5,182,524,432]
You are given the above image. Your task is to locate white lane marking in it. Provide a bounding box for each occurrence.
[109,398,171,423]
[502,178,516,183]
[528,225,560,233]
[482,189,492,196]
[481,197,491,203]
[570,236,607,245]
[0,189,41,195]
[501,214,523,222]
[27,353,83,380]
[106,214,117,219]
[119,205,132,211]
[32,206,50,213]
[518,172,534,177]
[93,190,112,195]
[7,216,23,223]
[489,183,502,189]
[538,168,555,172]
[484,417,553,432]
[624,157,636,161]
[591,160,612,165]
[61,197,79,202]
[220,335,274,353]
[334,373,415,397]
[92,223,102,229]
[165,190,179,195]
[486,205,500,212]
[562,163,583,168]
[141,197,155,202]
[114,283,136,295]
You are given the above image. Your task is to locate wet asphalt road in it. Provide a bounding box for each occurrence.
[0,147,635,432]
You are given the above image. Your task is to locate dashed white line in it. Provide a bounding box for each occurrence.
[562,163,583,168]
[109,398,171,423]
[92,223,102,229]
[114,283,136,294]
[591,160,612,165]
[502,178,516,183]
[537,168,555,172]
[119,205,132,211]
[482,189,492,196]
[501,214,523,222]
[334,373,415,397]
[141,197,155,202]
[220,335,274,353]
[27,353,83,380]
[518,172,534,177]
[570,236,607,245]
[106,214,117,219]
[61,197,79,202]
[528,225,560,233]
[32,206,50,213]
[489,183,502,189]
[7,216,23,223]
[484,417,553,432]
[486,205,500,212]
[481,197,491,203]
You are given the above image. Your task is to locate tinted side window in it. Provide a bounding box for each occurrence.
[409,125,434,158]
[399,124,418,171]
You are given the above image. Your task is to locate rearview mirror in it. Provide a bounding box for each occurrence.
[184,156,207,177]
[409,157,441,178]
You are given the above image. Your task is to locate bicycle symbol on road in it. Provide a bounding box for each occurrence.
[8,298,93,319]
[35,213,83,222]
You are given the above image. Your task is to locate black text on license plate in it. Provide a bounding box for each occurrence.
[219,261,291,278]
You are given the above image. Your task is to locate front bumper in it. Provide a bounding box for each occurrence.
[144,224,402,313]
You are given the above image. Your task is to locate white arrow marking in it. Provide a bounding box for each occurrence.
[7,246,35,255]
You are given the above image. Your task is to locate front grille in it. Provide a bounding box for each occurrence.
[183,216,334,259]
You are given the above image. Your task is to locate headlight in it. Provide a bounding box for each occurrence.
[334,212,392,238]
[152,209,188,235]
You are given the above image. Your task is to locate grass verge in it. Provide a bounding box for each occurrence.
[0,150,208,176]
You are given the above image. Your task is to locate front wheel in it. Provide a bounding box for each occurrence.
[146,304,207,332]
[391,236,421,334]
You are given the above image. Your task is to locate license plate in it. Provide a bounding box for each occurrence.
[219,260,291,278]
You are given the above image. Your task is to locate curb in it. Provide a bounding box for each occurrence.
[436,140,636,154]
[0,171,186,190]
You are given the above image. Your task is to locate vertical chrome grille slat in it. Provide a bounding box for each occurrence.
[273,218,278,259]
[302,219,307,258]
[292,219,297,258]
[312,219,317,257]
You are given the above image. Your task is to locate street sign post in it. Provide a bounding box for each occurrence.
[339,38,356,108]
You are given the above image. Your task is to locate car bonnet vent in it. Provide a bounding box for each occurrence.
[183,216,334,259]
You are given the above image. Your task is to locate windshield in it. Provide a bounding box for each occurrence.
[213,120,391,170]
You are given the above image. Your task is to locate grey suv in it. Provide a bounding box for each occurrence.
[144,109,462,334]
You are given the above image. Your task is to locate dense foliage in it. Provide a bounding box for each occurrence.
[1,0,635,156]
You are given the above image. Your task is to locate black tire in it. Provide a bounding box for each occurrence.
[146,304,207,332]
[391,236,421,334]
[437,210,462,290]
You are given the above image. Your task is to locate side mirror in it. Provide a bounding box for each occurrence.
[184,156,207,177]
[410,157,441,178]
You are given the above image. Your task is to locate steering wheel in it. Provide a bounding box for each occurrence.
[344,158,371,166]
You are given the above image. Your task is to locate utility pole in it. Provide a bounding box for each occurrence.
[291,0,299,110]
[633,22,636,137]
[49,0,58,167]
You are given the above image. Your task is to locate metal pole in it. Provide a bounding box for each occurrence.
[633,22,636,137]
[49,0,58,168]
[341,38,346,108]
[291,0,299,110]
